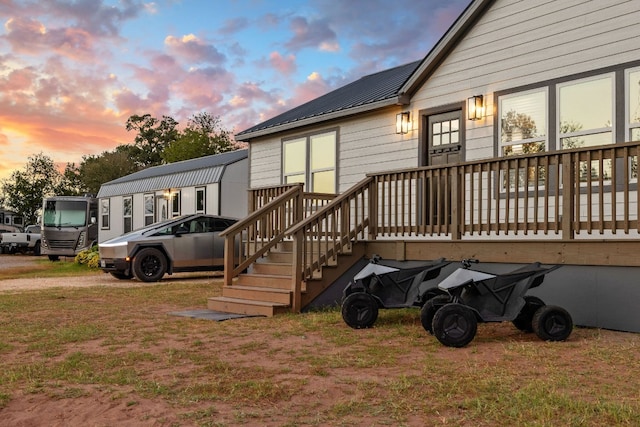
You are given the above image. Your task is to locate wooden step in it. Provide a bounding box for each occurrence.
[235,273,291,289]
[222,285,291,305]
[251,261,292,276]
[207,296,289,317]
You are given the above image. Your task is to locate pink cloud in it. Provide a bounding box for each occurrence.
[268,51,296,75]
[3,16,97,62]
[164,34,226,65]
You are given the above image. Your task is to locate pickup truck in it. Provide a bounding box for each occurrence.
[0,225,42,255]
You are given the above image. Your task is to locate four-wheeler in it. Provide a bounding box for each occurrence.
[341,255,450,328]
[421,259,571,347]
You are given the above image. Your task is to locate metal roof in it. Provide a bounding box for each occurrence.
[96,149,248,198]
[235,60,421,140]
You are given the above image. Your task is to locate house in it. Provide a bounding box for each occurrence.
[96,150,248,242]
[208,0,640,333]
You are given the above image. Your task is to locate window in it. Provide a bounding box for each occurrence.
[144,194,154,226]
[626,68,640,180]
[101,199,110,229]
[558,74,614,150]
[559,74,614,181]
[283,138,306,185]
[432,118,460,147]
[499,89,547,188]
[196,187,206,213]
[123,196,132,233]
[283,130,336,193]
[499,89,547,156]
[171,191,181,217]
[627,68,640,141]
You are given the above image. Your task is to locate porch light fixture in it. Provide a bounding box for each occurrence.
[467,95,484,120]
[396,111,410,134]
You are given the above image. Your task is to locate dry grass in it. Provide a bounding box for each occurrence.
[0,267,639,426]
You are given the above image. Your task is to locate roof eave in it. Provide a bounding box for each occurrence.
[236,96,409,142]
[399,0,493,96]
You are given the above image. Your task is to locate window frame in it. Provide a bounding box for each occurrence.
[144,193,154,226]
[123,196,133,233]
[556,72,615,150]
[282,129,337,193]
[195,187,206,214]
[498,87,549,157]
[100,199,110,230]
[171,191,181,217]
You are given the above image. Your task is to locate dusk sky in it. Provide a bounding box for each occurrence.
[0,0,471,180]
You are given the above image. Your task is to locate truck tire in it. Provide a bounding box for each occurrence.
[33,241,41,256]
[132,247,167,282]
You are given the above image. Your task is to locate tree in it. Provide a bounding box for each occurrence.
[71,146,141,196]
[1,153,62,225]
[162,112,236,163]
[125,114,179,167]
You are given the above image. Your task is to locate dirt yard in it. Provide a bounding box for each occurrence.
[1,255,640,426]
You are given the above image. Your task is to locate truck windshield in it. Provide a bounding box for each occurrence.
[43,200,87,227]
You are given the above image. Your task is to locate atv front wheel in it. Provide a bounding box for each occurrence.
[432,303,478,348]
[341,292,379,329]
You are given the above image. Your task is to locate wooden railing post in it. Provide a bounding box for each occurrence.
[368,177,378,239]
[223,235,235,287]
[290,230,303,313]
[451,166,461,241]
[562,152,575,240]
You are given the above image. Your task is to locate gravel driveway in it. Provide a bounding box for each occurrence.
[0,254,220,292]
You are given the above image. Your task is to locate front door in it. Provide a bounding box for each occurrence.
[420,109,463,229]
[426,110,463,166]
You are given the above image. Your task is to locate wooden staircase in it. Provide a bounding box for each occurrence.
[207,240,365,316]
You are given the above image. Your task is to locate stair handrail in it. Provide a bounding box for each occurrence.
[286,176,374,311]
[220,183,304,287]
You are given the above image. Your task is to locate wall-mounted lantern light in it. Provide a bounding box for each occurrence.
[467,95,484,120]
[396,111,410,134]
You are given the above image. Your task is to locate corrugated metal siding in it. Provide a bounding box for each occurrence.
[97,166,225,198]
[97,150,247,198]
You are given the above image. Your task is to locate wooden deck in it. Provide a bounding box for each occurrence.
[211,141,640,316]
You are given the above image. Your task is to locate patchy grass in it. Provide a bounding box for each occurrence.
[0,269,639,425]
[0,257,95,281]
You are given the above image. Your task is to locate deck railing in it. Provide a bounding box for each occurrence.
[222,141,640,311]
[370,141,639,239]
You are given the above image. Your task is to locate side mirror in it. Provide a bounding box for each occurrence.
[91,217,96,225]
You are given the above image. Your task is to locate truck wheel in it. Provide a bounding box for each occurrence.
[432,303,478,348]
[512,295,545,332]
[532,305,573,342]
[132,247,167,282]
[341,292,378,329]
[48,255,60,261]
[420,295,450,334]
[33,241,41,256]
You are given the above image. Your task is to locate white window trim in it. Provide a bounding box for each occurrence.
[625,66,640,141]
[196,187,206,214]
[498,87,549,156]
[282,130,337,193]
[556,72,615,149]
